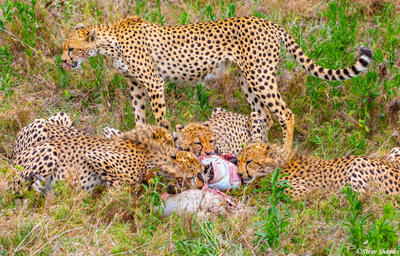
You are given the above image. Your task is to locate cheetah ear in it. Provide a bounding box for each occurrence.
[175,124,185,132]
[74,23,85,30]
[87,29,96,42]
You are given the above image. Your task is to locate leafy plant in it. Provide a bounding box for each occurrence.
[204,4,216,21]
[219,1,236,18]
[135,0,146,15]
[134,0,165,24]
[195,84,213,120]
[366,204,399,251]
[178,10,190,25]
[254,168,293,250]
[141,174,166,234]
[55,55,71,100]
[0,0,39,57]
[88,55,107,103]
[150,0,166,25]
[342,186,399,253]
[342,185,368,250]
[0,45,17,98]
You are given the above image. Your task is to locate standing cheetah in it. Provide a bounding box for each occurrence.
[61,16,372,151]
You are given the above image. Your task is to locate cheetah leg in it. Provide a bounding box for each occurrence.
[128,79,147,126]
[239,72,272,141]
[245,73,295,152]
[79,164,106,191]
[140,76,170,130]
[126,47,170,129]
[248,111,267,142]
[43,159,65,193]
[44,173,58,193]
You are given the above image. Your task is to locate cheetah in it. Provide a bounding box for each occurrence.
[237,142,400,199]
[61,16,372,152]
[204,108,268,155]
[12,112,74,157]
[103,123,216,157]
[11,114,204,193]
[172,108,268,157]
[173,123,216,157]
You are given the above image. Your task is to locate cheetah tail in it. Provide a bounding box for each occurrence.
[274,24,372,81]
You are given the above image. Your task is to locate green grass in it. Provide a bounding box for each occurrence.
[0,0,400,254]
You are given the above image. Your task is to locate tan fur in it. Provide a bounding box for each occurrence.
[61,16,372,152]
[11,113,204,193]
[173,123,215,156]
[204,108,269,155]
[237,142,400,199]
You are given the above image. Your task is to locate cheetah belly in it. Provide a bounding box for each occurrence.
[113,58,130,76]
[154,56,229,83]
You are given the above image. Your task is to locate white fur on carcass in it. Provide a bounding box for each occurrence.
[161,189,234,219]
[200,155,242,190]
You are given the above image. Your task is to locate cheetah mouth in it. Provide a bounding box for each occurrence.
[64,62,78,69]
[242,178,252,184]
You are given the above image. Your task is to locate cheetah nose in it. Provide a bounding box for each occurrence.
[61,59,67,63]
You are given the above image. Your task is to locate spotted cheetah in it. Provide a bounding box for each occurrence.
[12,112,74,157]
[204,108,268,155]
[61,16,372,152]
[237,143,400,199]
[171,108,268,157]
[173,123,216,157]
[103,123,216,157]
[11,114,204,193]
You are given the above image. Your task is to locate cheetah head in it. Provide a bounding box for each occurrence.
[169,150,205,188]
[237,142,288,184]
[173,123,216,157]
[121,128,206,188]
[61,24,98,69]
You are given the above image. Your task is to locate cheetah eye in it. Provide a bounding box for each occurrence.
[68,48,74,53]
[170,154,177,160]
[246,160,253,165]
[194,142,202,145]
